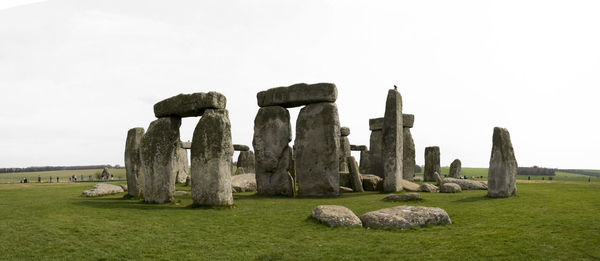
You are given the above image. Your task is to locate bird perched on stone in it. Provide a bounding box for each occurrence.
[394,85,398,90]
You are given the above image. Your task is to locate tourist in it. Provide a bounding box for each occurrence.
[38,175,41,183]
[56,177,59,183]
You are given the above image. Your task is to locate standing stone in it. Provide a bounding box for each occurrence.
[382,89,403,192]
[235,150,255,175]
[295,102,340,196]
[368,118,384,177]
[424,146,441,182]
[359,149,371,174]
[175,145,189,184]
[488,127,518,198]
[339,127,351,172]
[403,128,415,181]
[140,117,181,204]
[449,159,462,178]
[347,156,364,192]
[252,106,295,196]
[125,127,145,198]
[191,109,234,206]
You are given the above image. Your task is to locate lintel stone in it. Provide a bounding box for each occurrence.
[257,83,337,108]
[154,92,226,118]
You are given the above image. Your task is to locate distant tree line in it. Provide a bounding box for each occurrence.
[0,165,123,174]
[558,169,600,178]
[517,166,556,176]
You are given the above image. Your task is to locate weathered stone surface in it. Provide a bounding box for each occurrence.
[125,127,144,197]
[154,92,226,118]
[252,106,295,196]
[403,114,414,128]
[443,178,488,190]
[340,186,354,193]
[231,173,257,193]
[340,127,350,137]
[181,141,192,149]
[174,191,188,196]
[403,128,415,181]
[191,109,234,206]
[449,159,462,178]
[350,145,368,151]
[382,193,422,202]
[339,172,352,188]
[369,130,384,177]
[120,184,128,191]
[102,167,110,178]
[81,184,124,197]
[413,176,424,182]
[360,206,452,229]
[233,144,250,151]
[434,171,443,186]
[361,174,383,191]
[295,102,340,196]
[185,176,191,186]
[424,146,441,182]
[339,135,351,172]
[235,150,255,175]
[419,183,439,192]
[347,156,364,192]
[359,150,370,174]
[369,118,384,131]
[141,117,181,204]
[257,83,337,108]
[175,146,189,184]
[402,180,420,192]
[488,127,518,198]
[440,183,462,193]
[311,205,362,227]
[382,89,403,192]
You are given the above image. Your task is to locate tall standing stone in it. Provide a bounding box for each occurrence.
[368,118,384,177]
[347,156,364,192]
[382,89,403,192]
[403,114,415,181]
[424,146,441,182]
[125,127,145,198]
[295,102,340,196]
[449,159,462,178]
[339,127,351,172]
[140,117,181,203]
[236,150,255,175]
[488,127,518,198]
[252,106,295,196]
[175,145,189,184]
[191,109,234,206]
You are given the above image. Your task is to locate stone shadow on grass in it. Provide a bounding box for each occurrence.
[73,197,193,211]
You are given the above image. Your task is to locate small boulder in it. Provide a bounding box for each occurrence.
[231,173,257,193]
[443,178,487,190]
[174,191,188,196]
[361,174,383,191]
[120,184,128,191]
[419,183,439,192]
[440,183,462,193]
[340,186,354,193]
[359,206,452,229]
[402,180,420,192]
[310,205,362,227]
[81,184,124,197]
[381,193,422,202]
[413,177,424,182]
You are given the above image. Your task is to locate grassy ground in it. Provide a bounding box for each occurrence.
[422,168,598,182]
[1,179,599,260]
[0,169,126,184]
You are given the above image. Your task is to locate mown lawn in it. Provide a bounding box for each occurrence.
[0,169,127,184]
[1,179,599,260]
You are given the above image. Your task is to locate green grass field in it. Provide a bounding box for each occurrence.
[1,176,599,260]
[0,169,127,184]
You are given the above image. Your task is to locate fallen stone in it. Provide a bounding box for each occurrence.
[443,178,487,190]
[340,127,350,137]
[402,180,420,192]
[295,102,340,196]
[381,193,422,202]
[311,205,362,227]
[361,174,383,191]
[125,127,144,198]
[424,146,441,182]
[340,186,354,193]
[419,183,439,192]
[81,184,124,197]
[488,127,518,198]
[449,159,462,178]
[369,118,384,131]
[233,144,250,151]
[382,89,403,192]
[440,183,462,193]
[231,173,257,193]
[350,145,368,151]
[174,191,188,196]
[347,156,364,192]
[154,92,226,118]
[191,109,234,206]
[403,114,415,128]
[413,176,424,182]
[359,206,452,229]
[257,83,337,108]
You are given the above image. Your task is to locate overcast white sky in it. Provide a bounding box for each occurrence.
[1,0,599,169]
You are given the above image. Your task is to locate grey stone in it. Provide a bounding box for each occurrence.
[440,183,462,193]
[174,191,188,196]
[419,183,439,192]
[403,128,415,181]
[191,109,234,206]
[402,180,420,192]
[120,184,128,191]
[381,193,422,202]
[141,117,181,204]
[102,167,110,178]
[311,205,362,227]
[185,176,191,186]
[340,127,350,137]
[413,176,424,182]
[295,102,340,196]
[488,127,518,198]
[443,178,487,190]
[359,206,452,229]
[233,144,250,151]
[231,173,257,193]
[424,146,441,182]
[369,118,384,131]
[350,145,368,151]
[339,172,352,188]
[361,174,383,191]
[81,184,124,197]
[403,114,414,128]
[235,150,255,175]
[347,156,364,192]
[382,89,403,192]
[449,159,462,178]
[339,135,351,172]
[257,83,337,108]
[433,171,443,186]
[154,92,226,118]
[181,141,192,149]
[252,106,295,196]
[340,186,354,193]
[359,150,370,174]
[369,130,384,177]
[125,127,145,198]
[175,146,189,184]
